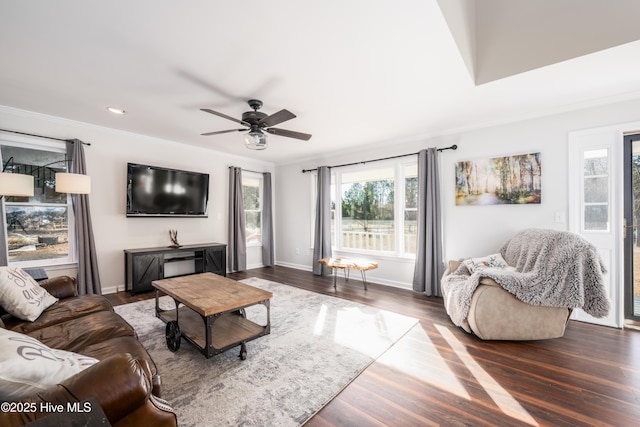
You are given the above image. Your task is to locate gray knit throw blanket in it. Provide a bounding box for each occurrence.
[442,229,610,327]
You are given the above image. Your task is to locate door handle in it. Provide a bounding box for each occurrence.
[624,218,639,239]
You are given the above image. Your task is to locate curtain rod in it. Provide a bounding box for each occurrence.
[0,128,91,145]
[228,166,267,175]
[301,144,457,173]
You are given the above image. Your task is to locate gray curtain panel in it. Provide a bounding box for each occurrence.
[412,148,444,296]
[228,167,246,272]
[312,166,332,275]
[66,139,102,295]
[0,198,8,266]
[261,172,275,266]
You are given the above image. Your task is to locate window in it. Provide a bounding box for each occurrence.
[243,173,262,246]
[318,160,418,257]
[341,167,396,252]
[403,163,418,254]
[1,143,75,266]
[583,148,609,231]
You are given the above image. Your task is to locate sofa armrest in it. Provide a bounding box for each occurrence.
[1,353,177,427]
[39,276,78,299]
[57,353,156,423]
[0,353,175,427]
[60,353,176,426]
[445,260,462,275]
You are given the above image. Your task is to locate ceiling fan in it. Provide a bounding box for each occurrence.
[200,99,312,150]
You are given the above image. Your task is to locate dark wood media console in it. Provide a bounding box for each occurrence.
[124,243,226,294]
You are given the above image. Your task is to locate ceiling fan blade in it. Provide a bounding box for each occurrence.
[258,109,296,127]
[200,129,246,136]
[201,108,248,126]
[265,128,312,141]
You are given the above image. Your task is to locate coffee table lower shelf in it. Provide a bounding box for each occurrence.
[157,302,270,359]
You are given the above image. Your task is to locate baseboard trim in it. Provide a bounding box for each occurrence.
[276,261,313,272]
[275,262,412,290]
[102,285,118,295]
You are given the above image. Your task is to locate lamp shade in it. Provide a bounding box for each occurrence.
[0,173,34,197]
[55,172,91,194]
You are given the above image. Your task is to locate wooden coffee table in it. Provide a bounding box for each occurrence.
[152,273,272,359]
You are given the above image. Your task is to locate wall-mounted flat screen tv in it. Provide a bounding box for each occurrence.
[126,163,209,217]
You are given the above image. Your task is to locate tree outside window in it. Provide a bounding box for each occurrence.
[631,143,640,246]
[332,164,417,255]
[311,160,418,257]
[341,168,395,252]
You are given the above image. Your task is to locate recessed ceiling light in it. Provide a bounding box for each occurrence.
[107,106,126,115]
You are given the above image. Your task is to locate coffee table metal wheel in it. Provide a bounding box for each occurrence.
[166,320,181,352]
[239,342,247,360]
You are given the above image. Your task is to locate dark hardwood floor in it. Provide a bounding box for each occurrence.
[106,266,640,426]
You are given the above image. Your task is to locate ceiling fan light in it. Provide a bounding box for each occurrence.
[244,130,267,150]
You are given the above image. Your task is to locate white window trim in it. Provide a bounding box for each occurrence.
[311,158,417,259]
[242,171,263,248]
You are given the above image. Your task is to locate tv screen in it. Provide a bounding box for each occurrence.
[126,163,209,217]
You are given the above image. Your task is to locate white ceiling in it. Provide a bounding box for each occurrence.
[2,0,640,165]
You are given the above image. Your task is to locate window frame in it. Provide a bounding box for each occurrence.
[581,148,610,232]
[312,158,418,259]
[242,171,263,248]
[399,160,418,255]
[0,138,77,268]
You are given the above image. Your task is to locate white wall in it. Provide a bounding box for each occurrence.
[276,97,640,289]
[0,106,274,293]
[5,96,640,293]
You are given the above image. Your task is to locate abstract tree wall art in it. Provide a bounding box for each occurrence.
[455,152,541,205]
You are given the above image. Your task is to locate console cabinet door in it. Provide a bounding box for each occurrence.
[132,254,163,294]
[205,246,226,276]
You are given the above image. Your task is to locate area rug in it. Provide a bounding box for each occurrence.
[114,277,418,427]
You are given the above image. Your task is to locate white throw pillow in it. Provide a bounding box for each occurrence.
[0,266,58,321]
[463,253,512,273]
[0,328,98,400]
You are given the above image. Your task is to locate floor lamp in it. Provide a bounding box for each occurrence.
[0,157,91,197]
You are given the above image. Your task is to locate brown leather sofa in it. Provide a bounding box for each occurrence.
[0,276,177,427]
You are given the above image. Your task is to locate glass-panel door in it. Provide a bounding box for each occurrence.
[623,134,640,322]
[568,126,620,328]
